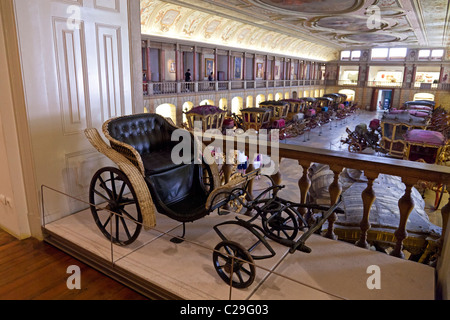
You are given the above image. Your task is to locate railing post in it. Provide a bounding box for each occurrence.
[439,198,450,250]
[245,163,255,199]
[356,172,379,249]
[222,164,233,185]
[325,165,343,240]
[390,177,419,258]
[298,160,312,218]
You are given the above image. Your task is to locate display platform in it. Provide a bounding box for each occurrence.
[43,207,436,300]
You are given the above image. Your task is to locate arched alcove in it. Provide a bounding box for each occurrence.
[200,99,215,106]
[413,92,435,102]
[246,96,254,108]
[256,94,265,107]
[219,98,228,111]
[156,103,177,124]
[231,96,243,114]
[339,89,356,101]
[182,101,195,124]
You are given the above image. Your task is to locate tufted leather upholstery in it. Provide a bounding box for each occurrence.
[107,114,176,156]
[106,113,212,223]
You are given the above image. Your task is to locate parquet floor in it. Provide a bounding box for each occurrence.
[0,229,147,300]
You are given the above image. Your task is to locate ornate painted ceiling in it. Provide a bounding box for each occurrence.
[140,0,450,61]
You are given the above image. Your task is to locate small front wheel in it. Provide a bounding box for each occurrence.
[213,241,256,289]
[348,142,362,153]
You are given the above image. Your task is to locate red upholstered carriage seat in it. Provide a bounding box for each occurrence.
[369,119,380,130]
[273,119,285,129]
[306,109,316,117]
[405,130,446,146]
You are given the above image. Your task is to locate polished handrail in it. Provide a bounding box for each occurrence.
[203,132,449,266]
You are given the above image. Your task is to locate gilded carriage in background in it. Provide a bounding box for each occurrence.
[314,97,334,112]
[259,100,290,123]
[324,93,347,107]
[240,107,272,131]
[380,111,430,158]
[299,97,316,109]
[185,105,227,132]
[281,99,307,121]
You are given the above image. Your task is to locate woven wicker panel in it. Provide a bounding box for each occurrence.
[85,128,157,229]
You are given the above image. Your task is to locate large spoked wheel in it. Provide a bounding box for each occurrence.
[213,241,256,289]
[89,167,143,246]
[262,204,299,241]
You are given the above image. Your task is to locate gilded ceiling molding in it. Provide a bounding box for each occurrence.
[140,0,339,61]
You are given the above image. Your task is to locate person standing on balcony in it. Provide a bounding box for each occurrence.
[208,72,214,90]
[185,69,192,82]
[184,69,192,92]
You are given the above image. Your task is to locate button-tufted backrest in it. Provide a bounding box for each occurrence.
[107,114,176,155]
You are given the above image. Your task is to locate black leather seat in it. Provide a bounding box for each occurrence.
[106,113,212,223]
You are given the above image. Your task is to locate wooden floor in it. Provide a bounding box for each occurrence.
[0,229,148,300]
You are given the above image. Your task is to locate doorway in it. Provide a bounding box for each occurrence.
[371,88,394,111]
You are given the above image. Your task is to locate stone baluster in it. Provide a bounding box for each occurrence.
[271,169,282,186]
[325,165,343,240]
[390,177,418,258]
[298,160,312,218]
[356,172,379,249]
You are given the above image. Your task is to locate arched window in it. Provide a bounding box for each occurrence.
[182,101,194,124]
[200,99,214,106]
[339,89,356,101]
[219,98,228,111]
[246,96,254,108]
[413,93,435,102]
[256,94,265,107]
[156,103,177,124]
[231,96,243,115]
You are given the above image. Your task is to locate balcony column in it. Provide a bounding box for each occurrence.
[356,172,379,249]
[390,177,419,258]
[325,165,343,240]
[298,160,312,218]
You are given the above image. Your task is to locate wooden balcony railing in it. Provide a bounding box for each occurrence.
[203,134,450,274]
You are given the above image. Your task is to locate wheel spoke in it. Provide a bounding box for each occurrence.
[110,172,118,200]
[115,215,120,242]
[235,270,244,284]
[240,266,252,276]
[93,189,110,202]
[99,176,114,200]
[118,181,127,200]
[120,216,132,239]
[119,208,138,223]
[102,215,112,229]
